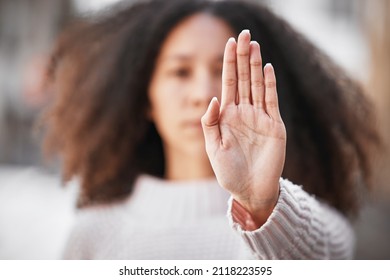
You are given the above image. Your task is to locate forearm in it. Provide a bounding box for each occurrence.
[228,178,355,259]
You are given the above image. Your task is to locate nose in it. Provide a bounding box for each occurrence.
[189,72,219,107]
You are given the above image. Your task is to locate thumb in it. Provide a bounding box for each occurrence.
[201,97,221,152]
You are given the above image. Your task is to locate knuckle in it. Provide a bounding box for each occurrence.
[250,60,262,67]
[266,100,278,108]
[224,78,236,87]
[224,59,235,65]
[252,80,264,88]
[266,80,277,88]
[237,51,249,57]
[238,72,250,82]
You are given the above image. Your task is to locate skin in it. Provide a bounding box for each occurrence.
[149,13,235,180]
[149,13,287,229]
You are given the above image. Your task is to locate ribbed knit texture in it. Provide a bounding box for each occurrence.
[63,175,355,259]
[227,178,355,259]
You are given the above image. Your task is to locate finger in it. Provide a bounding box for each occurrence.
[236,30,251,104]
[249,41,265,109]
[201,97,221,152]
[221,37,237,108]
[264,63,281,120]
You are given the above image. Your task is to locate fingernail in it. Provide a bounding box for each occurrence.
[242,29,250,35]
[264,63,273,71]
[228,37,236,43]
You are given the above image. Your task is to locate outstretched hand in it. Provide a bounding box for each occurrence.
[201,30,286,228]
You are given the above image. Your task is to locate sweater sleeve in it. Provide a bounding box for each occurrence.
[227,178,355,259]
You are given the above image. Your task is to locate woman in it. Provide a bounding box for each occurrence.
[43,0,378,259]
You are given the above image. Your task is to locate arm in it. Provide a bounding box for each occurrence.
[201,29,285,231]
[201,30,354,259]
[228,178,355,259]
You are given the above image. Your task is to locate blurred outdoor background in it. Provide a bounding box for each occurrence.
[0,0,389,259]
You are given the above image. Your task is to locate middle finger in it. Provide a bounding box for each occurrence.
[236,30,251,104]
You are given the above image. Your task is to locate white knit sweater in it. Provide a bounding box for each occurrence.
[63,175,355,259]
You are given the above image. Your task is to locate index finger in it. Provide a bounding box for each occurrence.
[221,37,237,108]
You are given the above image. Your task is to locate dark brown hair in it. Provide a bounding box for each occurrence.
[43,0,379,216]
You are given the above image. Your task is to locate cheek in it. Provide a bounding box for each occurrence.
[148,82,185,140]
[149,79,184,117]
[214,78,222,99]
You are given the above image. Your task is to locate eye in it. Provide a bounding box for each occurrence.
[170,67,191,78]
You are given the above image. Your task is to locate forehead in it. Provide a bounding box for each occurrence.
[158,13,236,59]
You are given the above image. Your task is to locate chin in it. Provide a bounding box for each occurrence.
[183,140,208,157]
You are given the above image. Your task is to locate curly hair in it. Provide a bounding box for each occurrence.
[42,0,379,215]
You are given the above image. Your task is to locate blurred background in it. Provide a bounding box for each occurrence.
[0,0,389,259]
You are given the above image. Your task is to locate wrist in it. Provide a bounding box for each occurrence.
[232,183,280,230]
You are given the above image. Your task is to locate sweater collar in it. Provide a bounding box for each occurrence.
[126,174,230,225]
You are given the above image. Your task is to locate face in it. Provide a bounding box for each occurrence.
[148,13,235,158]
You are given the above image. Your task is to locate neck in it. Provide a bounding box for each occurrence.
[164,146,215,181]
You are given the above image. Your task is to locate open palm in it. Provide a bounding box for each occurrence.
[201,30,286,225]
